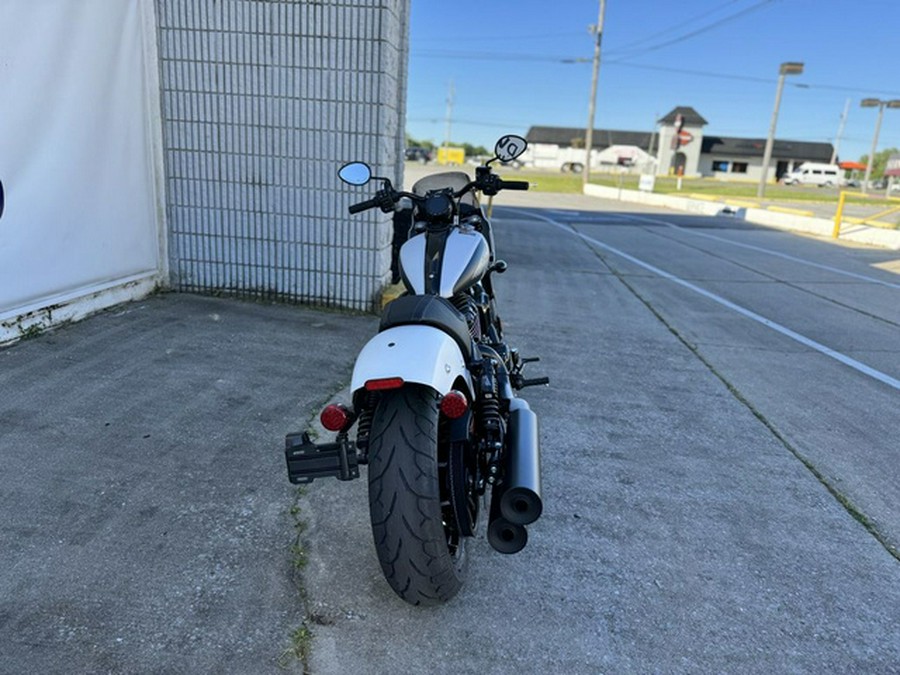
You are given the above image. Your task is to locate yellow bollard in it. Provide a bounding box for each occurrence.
[832,191,847,239]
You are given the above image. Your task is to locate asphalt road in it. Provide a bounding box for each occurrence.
[304,192,900,673]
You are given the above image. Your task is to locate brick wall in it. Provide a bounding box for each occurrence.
[154,0,409,310]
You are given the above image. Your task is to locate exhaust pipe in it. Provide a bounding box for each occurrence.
[499,400,542,526]
[487,486,528,554]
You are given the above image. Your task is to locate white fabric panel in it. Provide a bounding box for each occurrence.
[0,0,159,315]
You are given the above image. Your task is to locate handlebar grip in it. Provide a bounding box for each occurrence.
[348,197,380,214]
[498,180,529,191]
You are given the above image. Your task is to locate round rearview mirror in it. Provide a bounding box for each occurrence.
[494,135,527,162]
[338,162,372,186]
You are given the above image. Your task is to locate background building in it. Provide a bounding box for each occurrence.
[525,106,834,181]
[0,0,410,343]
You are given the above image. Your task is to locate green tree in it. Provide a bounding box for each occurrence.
[405,134,435,151]
[858,147,899,179]
[461,143,489,158]
[406,133,489,157]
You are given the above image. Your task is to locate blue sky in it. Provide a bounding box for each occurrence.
[405,0,900,163]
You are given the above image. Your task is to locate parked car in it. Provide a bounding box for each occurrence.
[404,147,432,163]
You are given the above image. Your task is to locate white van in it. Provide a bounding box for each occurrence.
[782,162,844,187]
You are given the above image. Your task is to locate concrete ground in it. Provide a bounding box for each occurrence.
[2,178,899,673]
[0,293,375,673]
[300,196,900,674]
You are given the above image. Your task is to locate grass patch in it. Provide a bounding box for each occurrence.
[494,169,584,194]
[279,487,313,672]
[18,324,45,340]
[588,174,894,206]
[278,624,313,671]
[494,167,898,210]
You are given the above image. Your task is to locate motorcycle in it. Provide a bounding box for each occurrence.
[284,135,547,605]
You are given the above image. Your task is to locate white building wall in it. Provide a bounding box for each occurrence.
[0,0,410,341]
[525,144,648,172]
[0,1,164,342]
[525,143,594,171]
[657,124,705,177]
[697,156,767,182]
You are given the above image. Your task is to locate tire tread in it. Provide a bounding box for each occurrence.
[367,385,465,605]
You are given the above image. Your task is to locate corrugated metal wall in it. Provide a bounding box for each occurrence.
[154,0,409,310]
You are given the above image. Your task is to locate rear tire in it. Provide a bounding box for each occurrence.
[367,385,466,605]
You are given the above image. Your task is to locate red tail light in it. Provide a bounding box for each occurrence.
[364,377,405,391]
[320,404,350,431]
[439,390,468,419]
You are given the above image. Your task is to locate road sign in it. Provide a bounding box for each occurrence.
[671,129,694,149]
[885,153,900,177]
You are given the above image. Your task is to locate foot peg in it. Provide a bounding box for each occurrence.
[510,355,549,390]
[515,376,550,388]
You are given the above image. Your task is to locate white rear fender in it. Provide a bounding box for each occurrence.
[351,325,473,397]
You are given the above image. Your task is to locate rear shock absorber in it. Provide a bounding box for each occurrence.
[354,392,379,457]
[476,362,504,482]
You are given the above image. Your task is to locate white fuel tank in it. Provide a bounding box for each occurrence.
[399,228,490,298]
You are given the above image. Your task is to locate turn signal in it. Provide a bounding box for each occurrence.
[320,404,351,431]
[439,390,468,419]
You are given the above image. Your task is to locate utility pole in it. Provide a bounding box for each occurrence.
[582,0,607,186]
[444,79,455,147]
[830,98,850,165]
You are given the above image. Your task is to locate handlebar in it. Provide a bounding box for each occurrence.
[345,170,529,215]
[348,197,382,214]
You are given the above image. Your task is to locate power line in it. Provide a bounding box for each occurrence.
[412,50,900,98]
[791,81,900,97]
[604,0,747,56]
[607,60,773,84]
[607,0,780,60]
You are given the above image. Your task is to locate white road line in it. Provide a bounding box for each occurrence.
[608,212,900,290]
[523,210,900,392]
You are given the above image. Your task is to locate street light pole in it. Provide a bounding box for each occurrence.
[757,62,803,199]
[860,98,900,193]
[582,0,606,187]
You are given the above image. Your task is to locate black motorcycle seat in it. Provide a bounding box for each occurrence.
[380,295,474,362]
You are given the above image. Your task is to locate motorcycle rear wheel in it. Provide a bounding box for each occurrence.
[367,385,466,605]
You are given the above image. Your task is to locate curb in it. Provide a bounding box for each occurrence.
[380,282,405,309]
[584,184,900,250]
